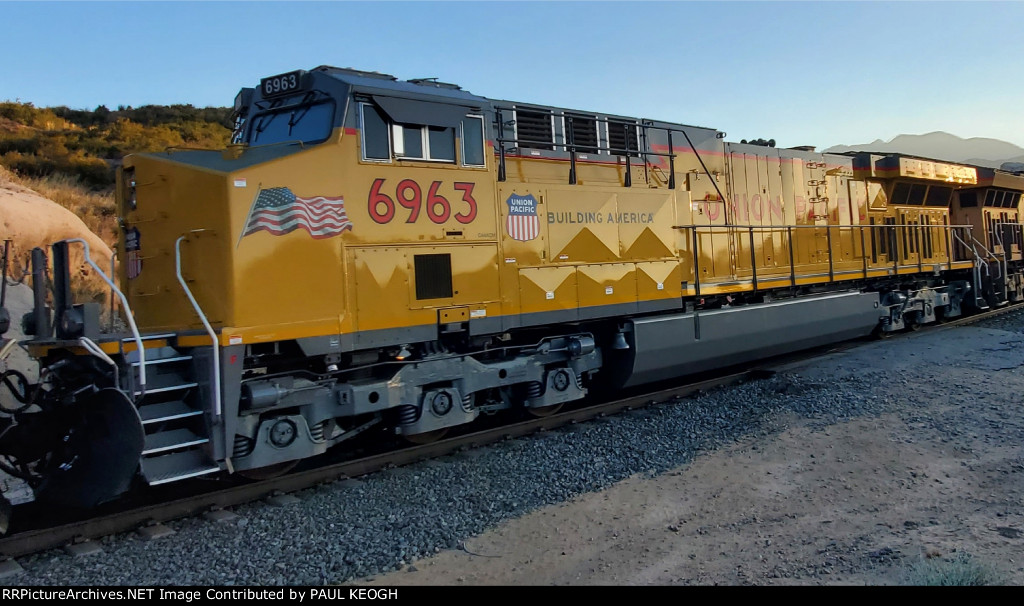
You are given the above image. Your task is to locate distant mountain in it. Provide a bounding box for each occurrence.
[823,132,1024,169]
[965,155,1024,169]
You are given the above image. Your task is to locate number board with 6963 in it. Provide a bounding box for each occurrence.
[261,71,304,98]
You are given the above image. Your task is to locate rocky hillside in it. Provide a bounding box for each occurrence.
[0,165,113,305]
[0,101,232,188]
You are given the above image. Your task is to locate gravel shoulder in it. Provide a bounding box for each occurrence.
[7,312,1024,585]
[367,317,1024,585]
[371,410,1023,585]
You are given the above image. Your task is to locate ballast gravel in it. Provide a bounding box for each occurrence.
[9,310,1024,585]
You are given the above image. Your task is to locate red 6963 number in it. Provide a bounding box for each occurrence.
[368,179,477,225]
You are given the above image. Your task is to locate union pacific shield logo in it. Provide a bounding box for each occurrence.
[505,193,540,242]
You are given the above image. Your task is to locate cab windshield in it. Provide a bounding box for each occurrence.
[248,101,334,145]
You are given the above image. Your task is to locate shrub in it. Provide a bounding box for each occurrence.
[0,101,231,187]
[901,552,1004,586]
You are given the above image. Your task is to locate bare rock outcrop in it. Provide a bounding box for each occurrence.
[0,167,114,300]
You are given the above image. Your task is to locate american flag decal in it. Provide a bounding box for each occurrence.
[127,251,142,280]
[125,227,142,280]
[505,193,540,242]
[241,187,352,240]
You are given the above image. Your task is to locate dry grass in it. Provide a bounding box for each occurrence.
[13,172,117,248]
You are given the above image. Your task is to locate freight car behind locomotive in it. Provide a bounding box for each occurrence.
[1,65,1023,514]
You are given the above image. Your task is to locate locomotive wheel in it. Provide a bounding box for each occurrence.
[237,460,299,481]
[403,428,449,444]
[527,403,564,417]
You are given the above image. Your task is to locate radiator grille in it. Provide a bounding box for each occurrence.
[568,115,598,154]
[516,109,554,151]
[608,120,639,156]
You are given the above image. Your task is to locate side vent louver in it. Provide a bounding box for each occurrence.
[414,254,453,300]
[515,110,554,151]
[568,115,598,154]
[608,120,640,156]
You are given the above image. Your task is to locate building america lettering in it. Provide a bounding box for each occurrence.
[548,211,655,225]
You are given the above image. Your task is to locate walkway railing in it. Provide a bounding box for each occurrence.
[492,106,727,199]
[672,223,985,299]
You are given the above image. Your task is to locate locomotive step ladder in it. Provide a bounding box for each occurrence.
[124,336,220,485]
[955,230,1000,310]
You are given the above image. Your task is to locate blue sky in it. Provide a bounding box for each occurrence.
[3,1,1023,150]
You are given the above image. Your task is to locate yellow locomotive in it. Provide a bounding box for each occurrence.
[1,65,1022,511]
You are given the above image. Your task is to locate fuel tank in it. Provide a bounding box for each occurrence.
[609,291,883,388]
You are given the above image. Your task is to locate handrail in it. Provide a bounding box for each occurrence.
[62,238,145,396]
[969,234,1001,278]
[175,232,221,418]
[991,222,1009,287]
[673,223,979,230]
[78,336,119,389]
[970,234,998,259]
[672,223,987,296]
[675,224,979,260]
[109,249,117,332]
[951,230,991,280]
[493,105,692,188]
[493,105,654,158]
[951,229,979,257]
[951,227,990,307]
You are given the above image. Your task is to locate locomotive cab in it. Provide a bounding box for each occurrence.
[950,167,1024,305]
[110,67,602,481]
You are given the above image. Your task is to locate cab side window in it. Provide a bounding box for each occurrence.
[361,103,390,161]
[461,116,485,167]
[360,99,484,166]
[393,124,455,162]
